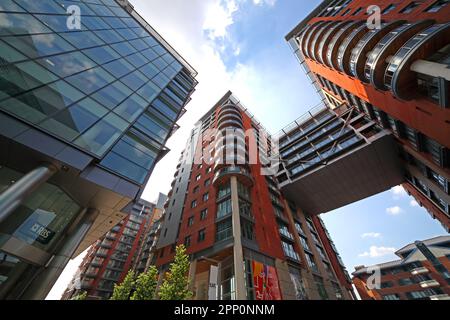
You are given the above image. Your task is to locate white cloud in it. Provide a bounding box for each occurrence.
[386,206,403,215]
[253,0,277,6]
[390,185,407,199]
[358,246,396,258]
[361,232,381,239]
[203,0,238,40]
[410,199,419,207]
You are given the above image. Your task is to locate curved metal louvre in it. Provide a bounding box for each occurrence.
[348,23,388,77]
[303,21,327,58]
[384,23,448,91]
[337,24,367,72]
[326,21,364,68]
[364,23,410,82]
[318,21,350,65]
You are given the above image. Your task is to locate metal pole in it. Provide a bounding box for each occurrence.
[0,163,58,224]
[20,208,99,300]
[230,176,247,300]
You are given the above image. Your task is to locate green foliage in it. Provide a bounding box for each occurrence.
[158,245,193,300]
[131,266,159,300]
[71,291,87,300]
[110,270,136,300]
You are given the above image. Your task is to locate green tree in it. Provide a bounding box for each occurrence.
[158,245,193,300]
[110,270,136,300]
[71,291,87,300]
[131,266,159,300]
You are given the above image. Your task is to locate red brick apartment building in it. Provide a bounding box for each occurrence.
[285,0,450,231]
[353,236,450,300]
[153,92,355,300]
[63,197,164,300]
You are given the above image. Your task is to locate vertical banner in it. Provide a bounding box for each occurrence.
[252,260,282,300]
[208,265,219,300]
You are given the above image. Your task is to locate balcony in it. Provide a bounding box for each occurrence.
[348,21,404,79]
[213,166,253,187]
[326,21,364,69]
[317,21,350,65]
[302,21,327,58]
[384,23,450,100]
[310,22,337,62]
[364,20,433,89]
[419,279,440,288]
[411,267,429,275]
[218,119,244,131]
[336,24,367,73]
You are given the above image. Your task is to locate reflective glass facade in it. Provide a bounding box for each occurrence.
[0,0,197,185]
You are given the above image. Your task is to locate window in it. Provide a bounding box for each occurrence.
[314,275,328,300]
[400,2,420,13]
[217,183,231,199]
[300,236,310,251]
[399,278,414,286]
[425,0,449,12]
[383,294,400,300]
[191,200,197,208]
[187,216,194,227]
[193,186,199,193]
[196,174,201,181]
[282,241,300,261]
[200,209,208,220]
[341,8,351,16]
[381,281,394,288]
[352,7,363,15]
[206,167,212,174]
[241,220,254,240]
[382,4,397,14]
[217,199,232,218]
[216,219,232,241]
[198,229,206,242]
[417,73,442,105]
[306,253,319,272]
[184,236,191,247]
[74,113,128,156]
[203,192,209,202]
[204,179,211,187]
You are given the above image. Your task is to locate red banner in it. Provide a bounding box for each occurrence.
[252,261,282,300]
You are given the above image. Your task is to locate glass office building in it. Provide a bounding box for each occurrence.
[0,0,197,299]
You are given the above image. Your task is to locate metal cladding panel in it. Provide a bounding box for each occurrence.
[156,127,201,249]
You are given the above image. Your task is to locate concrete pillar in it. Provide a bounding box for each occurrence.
[0,163,58,224]
[230,176,246,300]
[20,208,98,300]
[188,259,197,297]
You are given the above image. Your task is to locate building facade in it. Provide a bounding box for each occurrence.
[153,92,355,300]
[353,235,450,300]
[62,197,164,300]
[285,0,450,231]
[133,193,167,274]
[0,0,197,299]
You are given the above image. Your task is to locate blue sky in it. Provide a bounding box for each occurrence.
[48,0,447,299]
